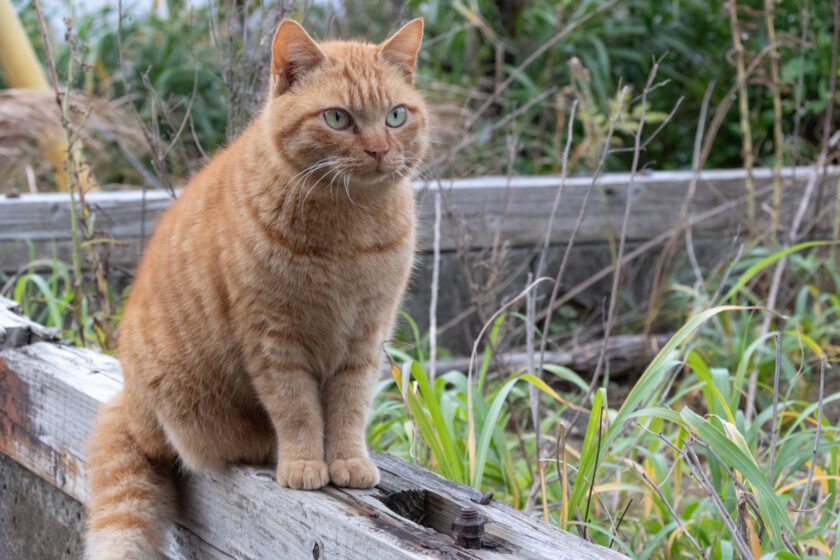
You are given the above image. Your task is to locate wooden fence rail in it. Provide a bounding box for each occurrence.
[1,166,837,274]
[0,297,628,559]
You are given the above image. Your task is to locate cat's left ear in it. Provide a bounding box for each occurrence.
[271,19,328,95]
[378,18,424,83]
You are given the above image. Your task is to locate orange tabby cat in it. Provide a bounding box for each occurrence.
[84,18,427,559]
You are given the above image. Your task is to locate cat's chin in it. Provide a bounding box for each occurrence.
[350,169,403,187]
[334,171,404,204]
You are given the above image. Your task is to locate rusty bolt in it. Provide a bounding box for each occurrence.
[452,506,485,548]
[473,491,493,505]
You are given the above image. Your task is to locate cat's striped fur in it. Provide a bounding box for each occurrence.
[85,18,427,558]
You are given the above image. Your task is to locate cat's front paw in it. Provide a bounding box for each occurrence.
[329,457,380,488]
[277,460,329,490]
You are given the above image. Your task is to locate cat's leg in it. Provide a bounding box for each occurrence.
[246,339,329,490]
[156,408,275,470]
[322,342,380,488]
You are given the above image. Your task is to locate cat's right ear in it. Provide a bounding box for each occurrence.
[378,18,424,83]
[271,19,328,96]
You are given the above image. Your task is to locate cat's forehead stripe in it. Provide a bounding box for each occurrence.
[336,60,392,114]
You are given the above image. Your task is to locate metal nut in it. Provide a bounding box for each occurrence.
[452,506,485,548]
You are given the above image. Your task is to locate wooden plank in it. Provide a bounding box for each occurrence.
[1,166,836,272]
[0,304,627,559]
[419,166,836,250]
[433,333,673,380]
[0,294,58,348]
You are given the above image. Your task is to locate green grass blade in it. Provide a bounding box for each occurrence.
[687,351,734,423]
[731,331,778,414]
[612,306,744,438]
[542,364,589,392]
[399,311,426,363]
[568,388,605,524]
[680,407,793,549]
[471,375,520,489]
[477,314,506,391]
[409,361,463,482]
[722,241,830,302]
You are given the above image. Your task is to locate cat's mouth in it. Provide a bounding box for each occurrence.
[325,158,411,187]
[355,162,404,180]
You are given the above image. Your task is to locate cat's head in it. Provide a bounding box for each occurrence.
[265,18,428,199]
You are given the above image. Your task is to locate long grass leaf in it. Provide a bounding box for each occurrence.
[472,376,520,489]
[568,388,605,526]
[612,306,744,437]
[687,351,735,423]
[722,241,830,302]
[680,407,793,549]
[409,361,463,482]
[520,373,587,412]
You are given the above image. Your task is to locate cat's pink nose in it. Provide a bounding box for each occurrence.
[364,147,390,164]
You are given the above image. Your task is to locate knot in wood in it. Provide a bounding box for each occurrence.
[452,506,485,548]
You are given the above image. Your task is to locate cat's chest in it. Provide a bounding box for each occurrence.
[278,239,411,303]
[261,206,414,300]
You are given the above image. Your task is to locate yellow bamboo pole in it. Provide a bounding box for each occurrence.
[0,0,50,88]
[0,0,94,192]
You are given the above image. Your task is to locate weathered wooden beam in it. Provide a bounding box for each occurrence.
[0,304,628,559]
[1,166,836,272]
[0,294,58,348]
[435,333,673,380]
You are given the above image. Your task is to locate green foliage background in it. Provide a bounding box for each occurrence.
[5,0,837,185]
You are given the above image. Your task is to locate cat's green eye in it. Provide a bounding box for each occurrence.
[324,109,352,130]
[386,106,407,128]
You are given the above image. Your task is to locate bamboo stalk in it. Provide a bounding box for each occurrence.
[765,0,784,235]
[0,0,48,88]
[0,0,69,191]
[728,0,756,232]
[830,0,840,259]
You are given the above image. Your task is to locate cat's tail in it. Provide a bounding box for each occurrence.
[85,392,176,560]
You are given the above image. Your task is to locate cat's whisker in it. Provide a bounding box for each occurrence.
[288,162,338,216]
[299,165,340,218]
[400,159,433,183]
[302,166,335,202]
[307,167,342,216]
[401,152,434,181]
[326,168,344,199]
[342,174,358,207]
[291,160,336,197]
[287,158,336,190]
[295,161,336,192]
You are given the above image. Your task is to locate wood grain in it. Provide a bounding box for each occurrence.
[1,166,835,272]
[0,303,628,559]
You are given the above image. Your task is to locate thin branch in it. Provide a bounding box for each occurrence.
[765,0,784,234]
[685,440,752,560]
[526,272,540,455]
[608,499,633,550]
[428,190,441,380]
[535,100,577,374]
[793,355,827,530]
[639,470,706,559]
[769,332,781,486]
[535,99,578,282]
[534,181,777,329]
[466,276,557,480]
[728,0,756,231]
[31,0,83,306]
[590,57,668,414]
[537,86,628,411]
